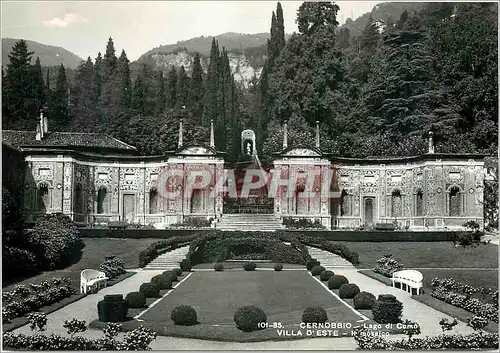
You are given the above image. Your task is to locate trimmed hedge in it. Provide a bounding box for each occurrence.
[328,275,349,289]
[97,295,128,322]
[80,228,203,239]
[320,270,334,281]
[372,294,403,324]
[125,292,146,308]
[339,283,361,299]
[274,263,283,271]
[180,259,192,272]
[302,307,328,324]
[172,268,182,276]
[234,306,267,332]
[162,271,178,282]
[311,265,326,276]
[284,230,462,242]
[171,305,198,326]
[138,234,200,268]
[214,263,224,271]
[243,262,257,271]
[354,292,376,310]
[139,283,160,298]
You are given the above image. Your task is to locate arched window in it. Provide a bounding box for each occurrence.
[149,188,159,214]
[415,190,423,217]
[449,186,462,216]
[36,182,50,212]
[391,190,402,217]
[74,183,84,214]
[97,187,108,214]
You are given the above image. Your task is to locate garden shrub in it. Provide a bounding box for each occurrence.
[173,268,183,276]
[151,275,173,290]
[139,283,160,298]
[97,295,128,322]
[354,292,376,309]
[320,270,334,281]
[243,262,257,271]
[98,257,125,279]
[162,271,178,282]
[339,283,361,299]
[28,213,82,270]
[125,292,146,308]
[306,259,320,270]
[372,294,403,324]
[302,307,328,324]
[214,263,224,271]
[311,265,326,276]
[138,234,199,268]
[233,306,267,332]
[171,305,198,326]
[328,275,349,289]
[274,263,283,271]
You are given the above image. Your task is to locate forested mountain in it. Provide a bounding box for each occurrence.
[2,38,84,69]
[2,2,498,165]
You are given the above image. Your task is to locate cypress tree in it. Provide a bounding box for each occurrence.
[166,66,177,109]
[176,65,189,109]
[275,3,286,52]
[72,57,97,132]
[154,70,166,116]
[98,38,118,131]
[202,38,220,126]
[50,64,69,130]
[189,52,204,122]
[111,49,132,137]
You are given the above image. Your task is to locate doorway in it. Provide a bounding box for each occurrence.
[122,194,135,223]
[364,197,375,225]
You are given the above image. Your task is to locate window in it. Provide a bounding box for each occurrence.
[415,190,423,217]
[97,187,108,214]
[340,190,350,216]
[391,190,402,217]
[149,189,159,214]
[449,186,461,216]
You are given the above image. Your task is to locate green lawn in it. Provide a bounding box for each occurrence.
[2,238,161,290]
[131,271,365,341]
[335,241,498,269]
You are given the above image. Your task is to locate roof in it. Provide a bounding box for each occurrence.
[2,130,138,153]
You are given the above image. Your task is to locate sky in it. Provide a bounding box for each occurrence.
[2,1,380,61]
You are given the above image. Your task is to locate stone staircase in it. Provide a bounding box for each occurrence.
[307,246,355,269]
[144,245,190,270]
[215,214,283,232]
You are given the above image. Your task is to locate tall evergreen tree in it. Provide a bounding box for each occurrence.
[93,52,103,99]
[98,38,118,131]
[132,64,155,117]
[176,66,189,109]
[154,70,166,116]
[189,53,204,121]
[166,66,177,109]
[72,57,97,132]
[50,64,69,131]
[202,38,220,126]
[3,39,34,129]
[30,57,46,115]
[109,49,132,137]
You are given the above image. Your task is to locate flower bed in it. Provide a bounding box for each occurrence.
[430,287,498,323]
[2,278,76,323]
[373,253,404,277]
[98,256,126,279]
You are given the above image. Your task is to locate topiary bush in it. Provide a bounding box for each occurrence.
[302,307,328,324]
[150,275,172,290]
[125,292,146,308]
[171,305,198,326]
[353,291,376,310]
[172,268,182,276]
[311,265,326,276]
[233,306,267,332]
[139,283,160,298]
[372,294,403,324]
[161,271,178,282]
[306,259,320,270]
[339,283,361,299]
[328,275,349,289]
[214,263,224,271]
[320,270,334,281]
[97,295,128,322]
[274,263,283,271]
[180,259,192,272]
[243,262,257,271]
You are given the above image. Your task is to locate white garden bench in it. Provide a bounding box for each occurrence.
[80,269,109,294]
[391,270,423,295]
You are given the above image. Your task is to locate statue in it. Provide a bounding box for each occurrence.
[246,141,253,155]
